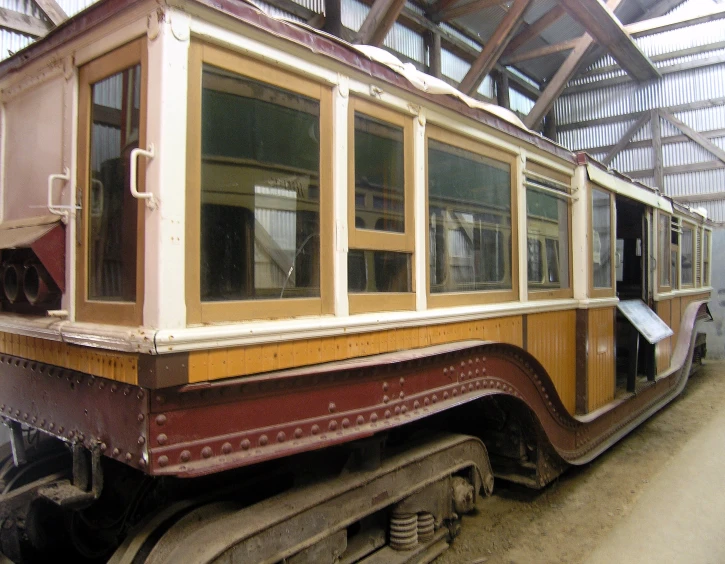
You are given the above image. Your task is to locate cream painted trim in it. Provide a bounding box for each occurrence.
[0,61,64,103]
[572,166,588,300]
[517,153,528,302]
[654,287,713,301]
[525,152,575,177]
[73,17,149,66]
[576,297,620,309]
[586,164,673,213]
[0,101,5,224]
[332,76,349,317]
[413,110,427,312]
[64,64,79,319]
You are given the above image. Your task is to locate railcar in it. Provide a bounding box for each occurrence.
[0,0,713,561]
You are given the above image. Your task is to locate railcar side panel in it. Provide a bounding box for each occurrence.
[586,306,616,413]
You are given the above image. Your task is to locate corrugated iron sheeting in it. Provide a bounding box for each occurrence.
[287,0,324,14]
[509,88,534,115]
[609,145,653,173]
[255,1,305,22]
[0,0,45,19]
[666,169,725,199]
[0,29,33,59]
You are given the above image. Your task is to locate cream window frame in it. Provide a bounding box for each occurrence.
[589,185,616,299]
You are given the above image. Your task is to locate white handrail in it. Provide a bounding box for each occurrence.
[47,167,71,221]
[130,144,157,209]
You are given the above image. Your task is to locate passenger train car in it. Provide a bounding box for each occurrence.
[0,0,712,561]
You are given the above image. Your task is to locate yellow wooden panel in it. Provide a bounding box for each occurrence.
[656,300,672,374]
[527,310,577,414]
[587,307,615,412]
[188,350,210,383]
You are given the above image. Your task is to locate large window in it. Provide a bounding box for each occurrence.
[658,213,671,291]
[426,128,516,306]
[592,188,613,293]
[77,39,146,325]
[186,43,332,323]
[348,99,414,312]
[526,169,571,297]
[681,224,694,286]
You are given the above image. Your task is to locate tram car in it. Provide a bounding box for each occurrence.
[0,0,713,561]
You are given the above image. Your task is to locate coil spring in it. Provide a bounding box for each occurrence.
[390,513,418,551]
[417,512,435,542]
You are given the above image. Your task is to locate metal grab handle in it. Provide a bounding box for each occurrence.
[48,167,71,221]
[130,144,157,209]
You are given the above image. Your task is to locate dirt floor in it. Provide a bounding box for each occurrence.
[436,360,725,564]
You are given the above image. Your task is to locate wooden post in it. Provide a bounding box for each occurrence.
[323,0,343,38]
[651,109,664,191]
[496,72,510,109]
[543,108,557,140]
[426,30,442,78]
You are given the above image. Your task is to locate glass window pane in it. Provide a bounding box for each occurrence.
[354,113,405,233]
[527,189,569,290]
[681,226,693,285]
[200,65,321,301]
[658,214,671,287]
[348,251,411,292]
[704,231,710,285]
[592,189,612,289]
[427,139,512,293]
[88,64,141,301]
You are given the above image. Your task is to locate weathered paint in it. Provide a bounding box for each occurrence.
[526,309,577,414]
[587,306,616,412]
[656,299,673,374]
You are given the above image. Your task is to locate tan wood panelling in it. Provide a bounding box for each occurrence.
[0,332,139,384]
[656,299,672,374]
[586,307,615,412]
[526,310,577,414]
[671,297,681,355]
[188,315,523,383]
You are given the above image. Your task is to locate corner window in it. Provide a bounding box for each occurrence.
[592,188,613,292]
[658,213,671,291]
[186,43,332,323]
[681,224,694,286]
[76,39,146,325]
[426,127,517,307]
[348,99,414,312]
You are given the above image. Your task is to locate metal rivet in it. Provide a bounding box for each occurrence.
[399,377,405,386]
[40,419,45,427]
[68,431,75,438]
[401,406,407,414]
[294,428,303,439]
[259,435,269,446]
[399,391,404,399]
[137,413,145,422]
[356,415,364,425]
[49,423,55,430]
[222,442,232,454]
[469,383,474,391]
[276,432,286,443]
[22,413,27,420]
[111,384,118,393]
[341,418,350,429]
[157,434,168,445]
[432,395,438,403]
[424,398,430,406]
[112,448,120,456]
[31,416,36,424]
[453,389,458,397]
[158,455,169,467]
[384,410,391,418]
[383,382,389,391]
[137,390,144,399]
[138,436,146,446]
[99,381,105,389]
[394,407,401,415]
[443,392,449,400]
[100,443,107,452]
[155,414,167,426]
[201,446,213,458]
[370,413,378,422]
[240,439,251,450]
[180,450,191,462]
[124,387,130,396]
[125,453,133,461]
[461,386,466,394]
[443,367,448,375]
[383,395,389,403]
[329,420,338,431]
[311,425,320,435]
[156,395,165,404]
[328,402,336,413]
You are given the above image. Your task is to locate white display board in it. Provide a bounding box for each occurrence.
[617,299,674,344]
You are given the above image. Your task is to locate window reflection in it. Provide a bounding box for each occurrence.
[88,64,141,301]
[527,188,569,290]
[592,188,612,289]
[200,65,321,301]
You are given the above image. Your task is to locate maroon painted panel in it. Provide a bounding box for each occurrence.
[31,223,66,292]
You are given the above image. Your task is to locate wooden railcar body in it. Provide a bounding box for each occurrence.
[0,0,713,535]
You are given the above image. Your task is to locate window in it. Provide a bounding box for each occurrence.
[76,39,146,325]
[658,213,671,291]
[525,167,571,297]
[671,218,679,290]
[592,188,613,293]
[681,224,694,286]
[186,43,332,323]
[426,127,517,306]
[703,230,711,286]
[348,98,414,312]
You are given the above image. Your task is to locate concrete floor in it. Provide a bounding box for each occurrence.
[584,395,725,564]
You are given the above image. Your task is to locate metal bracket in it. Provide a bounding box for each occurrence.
[39,443,103,509]
[47,167,72,222]
[130,144,157,210]
[8,421,26,467]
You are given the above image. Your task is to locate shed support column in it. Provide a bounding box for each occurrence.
[496,71,510,109]
[543,108,557,141]
[323,0,343,38]
[426,31,442,79]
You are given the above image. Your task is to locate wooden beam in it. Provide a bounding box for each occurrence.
[355,0,407,46]
[523,33,596,130]
[671,190,725,204]
[651,109,664,190]
[587,128,725,156]
[504,5,566,56]
[427,0,462,22]
[496,71,510,109]
[558,0,660,81]
[33,0,66,26]
[627,160,725,180]
[659,109,725,165]
[602,112,651,166]
[322,0,343,38]
[458,0,532,95]
[503,38,577,65]
[426,31,442,78]
[438,0,507,22]
[0,7,51,37]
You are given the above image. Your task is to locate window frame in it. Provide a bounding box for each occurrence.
[76,38,147,326]
[680,220,696,288]
[657,211,672,293]
[525,163,574,301]
[589,185,616,298]
[425,125,519,308]
[185,41,333,324]
[347,97,415,314]
[703,227,712,287]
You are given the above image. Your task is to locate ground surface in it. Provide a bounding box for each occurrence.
[436,360,725,564]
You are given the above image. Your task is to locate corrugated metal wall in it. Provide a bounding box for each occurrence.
[555,0,725,223]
